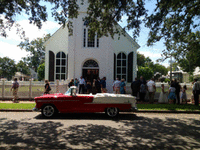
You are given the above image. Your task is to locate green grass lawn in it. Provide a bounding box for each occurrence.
[137,104,200,111]
[0,103,199,111]
[0,103,35,110]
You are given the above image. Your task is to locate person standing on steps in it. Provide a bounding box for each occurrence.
[79,76,85,94]
[113,78,121,94]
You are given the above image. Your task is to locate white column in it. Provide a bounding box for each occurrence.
[45,49,49,80]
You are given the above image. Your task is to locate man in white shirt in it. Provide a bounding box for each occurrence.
[147,78,156,103]
[113,78,121,94]
[79,76,85,94]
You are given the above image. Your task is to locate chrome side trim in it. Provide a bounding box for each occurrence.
[37,100,80,102]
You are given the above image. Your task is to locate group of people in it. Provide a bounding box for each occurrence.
[131,76,200,105]
[112,78,126,94]
[165,78,200,105]
[68,76,107,94]
[167,79,185,104]
[131,76,156,103]
[10,76,200,106]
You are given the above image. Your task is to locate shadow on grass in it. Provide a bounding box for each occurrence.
[0,113,200,149]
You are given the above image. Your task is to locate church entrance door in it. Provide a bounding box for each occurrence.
[82,60,99,83]
[82,69,99,83]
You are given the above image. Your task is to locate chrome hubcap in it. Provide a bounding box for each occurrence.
[43,105,54,117]
[107,107,118,117]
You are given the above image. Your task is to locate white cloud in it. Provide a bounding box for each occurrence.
[0,20,61,41]
[0,41,30,63]
[0,19,61,62]
[138,50,170,67]
[139,51,162,59]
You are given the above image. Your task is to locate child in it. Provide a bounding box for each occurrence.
[158,84,168,103]
[181,85,187,104]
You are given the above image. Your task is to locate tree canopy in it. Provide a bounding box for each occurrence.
[137,66,154,80]
[16,59,31,76]
[137,52,168,76]
[0,57,17,80]
[37,63,45,81]
[1,0,199,61]
[18,34,51,72]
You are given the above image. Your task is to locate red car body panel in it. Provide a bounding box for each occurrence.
[34,93,132,113]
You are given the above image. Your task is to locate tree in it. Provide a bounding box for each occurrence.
[137,66,154,80]
[16,60,31,75]
[0,0,79,37]
[137,52,168,76]
[146,1,200,60]
[37,63,45,81]
[178,49,200,73]
[1,0,199,60]
[18,34,51,72]
[149,63,168,75]
[0,57,17,80]
[137,52,146,67]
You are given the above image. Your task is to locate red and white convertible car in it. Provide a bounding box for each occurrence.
[33,86,137,118]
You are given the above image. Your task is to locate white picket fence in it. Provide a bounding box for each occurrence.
[0,80,194,100]
[0,80,68,100]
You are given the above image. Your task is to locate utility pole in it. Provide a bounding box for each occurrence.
[170,56,172,82]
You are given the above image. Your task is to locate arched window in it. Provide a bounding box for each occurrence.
[83,60,99,67]
[117,52,127,81]
[83,20,99,48]
[56,52,67,80]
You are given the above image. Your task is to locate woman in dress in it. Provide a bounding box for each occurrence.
[168,81,176,103]
[181,85,187,104]
[158,84,168,103]
[120,79,126,94]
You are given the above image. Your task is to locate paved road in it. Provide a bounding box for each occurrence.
[0,112,200,150]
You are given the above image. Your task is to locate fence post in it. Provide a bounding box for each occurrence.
[2,80,5,99]
[56,80,59,93]
[29,79,32,100]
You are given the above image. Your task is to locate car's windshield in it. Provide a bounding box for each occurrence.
[64,88,71,95]
[64,86,77,96]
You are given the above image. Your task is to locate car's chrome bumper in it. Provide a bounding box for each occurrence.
[32,107,40,112]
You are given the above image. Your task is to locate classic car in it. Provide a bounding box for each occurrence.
[33,86,137,118]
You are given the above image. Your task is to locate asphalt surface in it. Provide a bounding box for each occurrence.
[0,112,200,150]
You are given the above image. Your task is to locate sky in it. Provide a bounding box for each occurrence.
[0,1,169,67]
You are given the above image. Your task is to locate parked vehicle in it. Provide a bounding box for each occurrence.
[33,86,137,118]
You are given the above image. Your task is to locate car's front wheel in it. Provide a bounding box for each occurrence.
[106,107,119,117]
[41,105,57,118]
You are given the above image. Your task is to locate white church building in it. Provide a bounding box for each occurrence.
[44,0,140,92]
